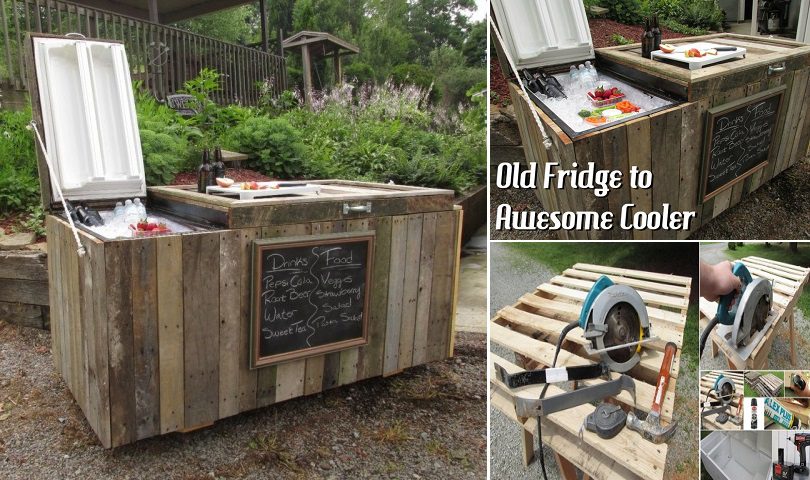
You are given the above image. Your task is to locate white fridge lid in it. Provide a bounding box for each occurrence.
[492,0,594,68]
[32,36,145,203]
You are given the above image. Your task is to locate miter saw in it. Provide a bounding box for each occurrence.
[494,276,656,480]
[699,262,773,360]
[700,374,741,425]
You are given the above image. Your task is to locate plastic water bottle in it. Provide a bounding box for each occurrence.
[584,61,598,87]
[113,201,125,219]
[134,198,147,221]
[123,199,140,225]
[569,65,580,88]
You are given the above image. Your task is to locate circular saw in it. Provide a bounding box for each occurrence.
[701,375,737,424]
[699,262,773,356]
[580,275,654,373]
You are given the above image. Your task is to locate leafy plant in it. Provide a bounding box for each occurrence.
[0,106,40,213]
[602,0,644,24]
[222,116,307,178]
[14,205,46,237]
[611,34,634,46]
[660,18,709,35]
[677,0,723,30]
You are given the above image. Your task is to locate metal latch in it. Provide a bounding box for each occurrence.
[343,202,372,214]
[768,62,786,75]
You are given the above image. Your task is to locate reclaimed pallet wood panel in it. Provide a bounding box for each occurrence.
[700,370,744,431]
[47,203,460,448]
[156,236,184,434]
[700,256,810,370]
[489,263,691,480]
[182,232,221,429]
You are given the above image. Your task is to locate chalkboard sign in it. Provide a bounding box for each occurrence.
[250,233,374,367]
[701,86,785,201]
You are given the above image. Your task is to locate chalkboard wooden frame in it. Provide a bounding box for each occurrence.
[250,232,375,368]
[700,85,786,202]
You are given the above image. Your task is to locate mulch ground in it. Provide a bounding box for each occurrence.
[490,18,691,103]
[172,168,273,186]
[0,320,485,479]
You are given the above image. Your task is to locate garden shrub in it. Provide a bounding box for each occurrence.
[222,116,308,178]
[390,64,434,92]
[342,62,376,85]
[660,18,709,35]
[677,0,723,30]
[0,106,40,212]
[602,0,644,24]
[641,0,683,19]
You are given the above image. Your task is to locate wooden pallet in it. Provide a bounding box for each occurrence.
[699,256,810,369]
[490,263,691,480]
[700,370,744,431]
[745,372,783,397]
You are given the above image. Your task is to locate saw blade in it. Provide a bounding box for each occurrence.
[599,302,641,365]
[729,278,772,347]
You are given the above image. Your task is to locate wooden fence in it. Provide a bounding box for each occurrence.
[1,0,286,105]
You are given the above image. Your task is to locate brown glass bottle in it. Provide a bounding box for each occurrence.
[652,15,662,52]
[213,147,226,180]
[197,149,213,193]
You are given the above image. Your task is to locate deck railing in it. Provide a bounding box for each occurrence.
[1,0,286,105]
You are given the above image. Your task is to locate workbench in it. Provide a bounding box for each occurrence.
[700,370,744,431]
[489,263,691,480]
[699,256,810,369]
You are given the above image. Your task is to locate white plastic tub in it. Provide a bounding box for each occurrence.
[700,431,772,480]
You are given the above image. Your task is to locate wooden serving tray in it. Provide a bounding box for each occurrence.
[205,182,321,200]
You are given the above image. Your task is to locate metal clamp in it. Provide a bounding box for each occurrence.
[769,63,786,75]
[343,202,371,214]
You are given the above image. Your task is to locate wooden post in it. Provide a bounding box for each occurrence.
[333,51,341,85]
[302,43,312,107]
[259,0,268,52]
[147,0,162,98]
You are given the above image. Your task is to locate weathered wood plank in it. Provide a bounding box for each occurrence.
[428,211,456,362]
[156,236,184,434]
[383,215,409,375]
[601,124,631,240]
[275,358,306,401]
[0,278,49,305]
[397,214,423,370]
[652,108,682,240]
[106,240,135,447]
[358,216,392,379]
[0,250,48,281]
[238,228,260,411]
[131,238,160,440]
[218,230,241,418]
[412,212,437,365]
[626,116,653,240]
[182,233,220,428]
[45,218,63,375]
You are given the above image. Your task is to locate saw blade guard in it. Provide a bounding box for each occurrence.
[583,282,651,373]
[579,275,614,329]
[730,277,772,347]
[716,262,753,326]
[713,375,735,406]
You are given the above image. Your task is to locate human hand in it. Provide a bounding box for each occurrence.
[700,261,742,302]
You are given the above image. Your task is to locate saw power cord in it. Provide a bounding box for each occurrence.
[536,320,580,480]
[28,120,86,257]
[699,316,719,356]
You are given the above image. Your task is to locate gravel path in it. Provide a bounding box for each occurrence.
[489,187,556,241]
[488,244,698,480]
[0,322,485,479]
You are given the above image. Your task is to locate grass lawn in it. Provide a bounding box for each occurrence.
[503,242,699,374]
[724,242,810,318]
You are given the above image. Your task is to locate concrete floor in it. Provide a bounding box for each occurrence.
[454,227,487,334]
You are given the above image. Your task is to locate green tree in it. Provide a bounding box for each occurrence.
[462,21,486,67]
[172,6,259,44]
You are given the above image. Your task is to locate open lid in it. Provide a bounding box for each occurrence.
[29,35,145,207]
[491,0,594,69]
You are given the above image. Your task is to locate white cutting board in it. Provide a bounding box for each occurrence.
[206,182,321,200]
[651,42,746,70]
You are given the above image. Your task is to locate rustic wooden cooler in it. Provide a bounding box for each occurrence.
[28,35,463,448]
[493,1,810,240]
